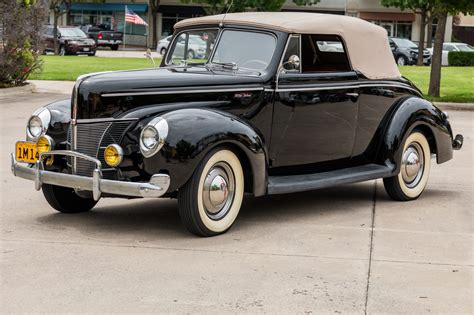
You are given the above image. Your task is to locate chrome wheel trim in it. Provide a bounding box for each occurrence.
[401,142,424,188]
[202,162,235,220]
[397,56,406,66]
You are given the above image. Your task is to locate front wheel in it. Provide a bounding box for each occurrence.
[42,184,98,214]
[396,55,407,66]
[110,44,119,51]
[178,148,244,237]
[383,131,431,201]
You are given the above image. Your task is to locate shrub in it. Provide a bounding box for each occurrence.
[448,51,474,66]
[0,0,47,88]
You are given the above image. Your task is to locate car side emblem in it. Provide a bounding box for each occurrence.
[234,92,252,99]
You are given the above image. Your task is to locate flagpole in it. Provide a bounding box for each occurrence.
[123,5,126,51]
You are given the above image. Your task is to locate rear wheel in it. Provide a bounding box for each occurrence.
[160,48,166,55]
[383,131,431,201]
[42,184,98,214]
[187,49,195,59]
[88,51,96,56]
[111,44,119,51]
[178,148,244,237]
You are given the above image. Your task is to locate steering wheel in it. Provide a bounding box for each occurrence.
[241,59,269,70]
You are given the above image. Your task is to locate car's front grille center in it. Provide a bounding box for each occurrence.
[67,120,135,179]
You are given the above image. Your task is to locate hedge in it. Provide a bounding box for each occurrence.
[448,51,474,66]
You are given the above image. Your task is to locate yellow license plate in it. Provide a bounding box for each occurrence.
[15,141,38,163]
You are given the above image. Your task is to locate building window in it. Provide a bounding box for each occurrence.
[370,20,412,39]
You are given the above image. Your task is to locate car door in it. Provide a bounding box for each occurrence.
[270,34,359,169]
[43,26,54,51]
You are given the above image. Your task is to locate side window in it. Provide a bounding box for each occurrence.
[170,33,187,64]
[282,35,300,72]
[46,27,54,36]
[301,34,351,73]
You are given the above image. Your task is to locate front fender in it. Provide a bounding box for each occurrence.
[143,108,268,196]
[378,97,453,174]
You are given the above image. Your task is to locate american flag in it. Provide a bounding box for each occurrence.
[125,6,148,25]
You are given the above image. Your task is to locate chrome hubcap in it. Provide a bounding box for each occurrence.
[401,142,424,188]
[202,162,235,220]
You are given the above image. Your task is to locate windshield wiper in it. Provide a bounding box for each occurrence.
[209,61,238,70]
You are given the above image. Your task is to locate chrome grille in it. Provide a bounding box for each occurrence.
[67,119,135,178]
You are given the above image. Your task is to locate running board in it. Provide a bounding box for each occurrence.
[267,164,394,195]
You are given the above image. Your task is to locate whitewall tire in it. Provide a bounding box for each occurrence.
[178,148,244,236]
[383,131,431,201]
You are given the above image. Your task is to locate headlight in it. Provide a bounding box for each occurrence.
[140,117,168,158]
[104,144,124,167]
[27,107,51,140]
[69,40,79,45]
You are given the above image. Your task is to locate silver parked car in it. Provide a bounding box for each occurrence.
[427,42,474,66]
[157,34,207,59]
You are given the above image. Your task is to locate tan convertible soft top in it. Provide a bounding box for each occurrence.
[175,12,401,80]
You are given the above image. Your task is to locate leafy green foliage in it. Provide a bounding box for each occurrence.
[0,0,47,87]
[180,0,320,14]
[448,51,474,66]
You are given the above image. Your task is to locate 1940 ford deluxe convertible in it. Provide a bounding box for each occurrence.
[12,13,463,236]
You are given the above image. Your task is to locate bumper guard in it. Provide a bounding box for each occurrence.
[11,150,170,201]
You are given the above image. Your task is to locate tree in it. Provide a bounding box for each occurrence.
[180,0,320,15]
[0,0,48,87]
[149,0,160,49]
[428,0,474,97]
[381,0,434,66]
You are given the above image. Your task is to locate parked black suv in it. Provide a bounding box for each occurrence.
[389,37,431,66]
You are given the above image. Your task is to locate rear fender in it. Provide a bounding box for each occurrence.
[378,97,453,174]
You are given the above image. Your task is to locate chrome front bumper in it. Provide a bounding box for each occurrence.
[11,150,170,201]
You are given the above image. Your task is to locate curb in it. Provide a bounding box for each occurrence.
[434,102,474,112]
[0,83,34,96]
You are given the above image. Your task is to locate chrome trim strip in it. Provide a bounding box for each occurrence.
[11,152,170,200]
[76,118,138,124]
[275,83,421,95]
[101,86,265,97]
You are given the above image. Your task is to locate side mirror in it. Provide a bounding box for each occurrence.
[287,55,300,70]
[57,33,61,39]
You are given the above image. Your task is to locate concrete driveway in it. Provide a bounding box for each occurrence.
[0,90,472,313]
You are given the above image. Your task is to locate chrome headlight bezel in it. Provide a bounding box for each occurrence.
[26,107,51,141]
[139,117,169,158]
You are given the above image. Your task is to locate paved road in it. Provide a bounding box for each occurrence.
[0,91,472,313]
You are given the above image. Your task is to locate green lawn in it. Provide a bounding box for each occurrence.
[29,56,159,81]
[399,66,474,103]
[30,56,474,103]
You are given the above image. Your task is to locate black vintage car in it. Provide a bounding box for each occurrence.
[13,13,463,236]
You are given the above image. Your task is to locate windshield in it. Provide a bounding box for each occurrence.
[60,28,87,38]
[168,29,218,65]
[211,30,276,71]
[457,44,474,52]
[392,38,417,48]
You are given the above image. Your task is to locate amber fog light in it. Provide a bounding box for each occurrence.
[37,135,54,154]
[37,135,54,165]
[104,144,124,167]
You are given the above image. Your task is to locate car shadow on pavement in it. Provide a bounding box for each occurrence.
[36,182,376,239]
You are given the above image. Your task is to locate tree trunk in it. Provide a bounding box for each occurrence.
[417,10,427,66]
[426,15,433,48]
[149,0,159,49]
[428,12,448,98]
[53,10,59,55]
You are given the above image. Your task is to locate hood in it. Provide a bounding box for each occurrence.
[75,66,264,119]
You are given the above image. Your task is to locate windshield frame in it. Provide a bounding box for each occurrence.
[164,27,219,66]
[164,27,278,74]
[208,28,278,72]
